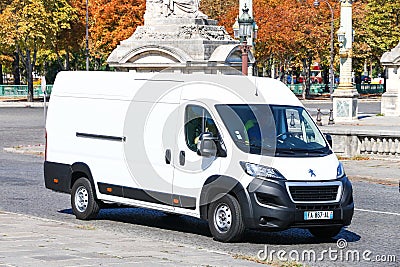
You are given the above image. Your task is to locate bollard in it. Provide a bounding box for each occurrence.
[328,108,335,125]
[290,113,296,127]
[316,108,322,126]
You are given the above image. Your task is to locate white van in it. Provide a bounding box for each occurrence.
[44,72,354,242]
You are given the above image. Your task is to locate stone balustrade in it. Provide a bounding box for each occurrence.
[359,136,400,156]
[320,127,400,159]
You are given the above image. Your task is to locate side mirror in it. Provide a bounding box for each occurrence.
[325,133,333,147]
[197,132,217,157]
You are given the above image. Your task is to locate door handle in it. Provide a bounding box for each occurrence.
[179,151,185,166]
[165,149,171,164]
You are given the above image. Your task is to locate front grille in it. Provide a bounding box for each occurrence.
[296,204,340,211]
[288,185,339,202]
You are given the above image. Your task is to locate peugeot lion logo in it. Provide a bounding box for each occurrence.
[308,169,316,178]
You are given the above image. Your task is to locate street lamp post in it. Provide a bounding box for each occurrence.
[332,0,358,121]
[237,5,254,76]
[313,0,334,99]
[85,0,89,71]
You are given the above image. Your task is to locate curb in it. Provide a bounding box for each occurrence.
[0,101,47,108]
[3,145,45,156]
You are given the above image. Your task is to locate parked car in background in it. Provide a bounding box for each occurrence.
[361,75,371,84]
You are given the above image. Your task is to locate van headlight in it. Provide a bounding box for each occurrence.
[337,162,345,178]
[240,161,285,180]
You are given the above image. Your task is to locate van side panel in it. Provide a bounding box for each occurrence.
[46,94,132,199]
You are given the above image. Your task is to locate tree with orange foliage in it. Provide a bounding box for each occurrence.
[202,0,337,95]
[87,0,145,69]
[251,0,335,97]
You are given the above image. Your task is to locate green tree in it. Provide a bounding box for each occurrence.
[0,0,77,100]
[0,0,14,84]
[355,0,400,77]
[45,0,79,71]
[0,0,51,101]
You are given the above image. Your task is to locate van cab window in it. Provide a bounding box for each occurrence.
[185,105,219,152]
[215,104,331,157]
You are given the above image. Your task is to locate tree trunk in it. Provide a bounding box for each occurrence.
[66,51,70,71]
[26,49,34,102]
[56,50,65,71]
[302,59,307,99]
[302,57,312,99]
[0,64,3,84]
[12,51,21,85]
[307,56,312,97]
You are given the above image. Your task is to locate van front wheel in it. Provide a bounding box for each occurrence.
[71,178,100,220]
[208,194,245,242]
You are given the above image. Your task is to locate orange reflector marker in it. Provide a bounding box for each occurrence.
[106,187,113,193]
[173,198,179,204]
[53,178,59,184]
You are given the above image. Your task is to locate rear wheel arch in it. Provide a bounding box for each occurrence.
[70,162,97,197]
[199,175,253,224]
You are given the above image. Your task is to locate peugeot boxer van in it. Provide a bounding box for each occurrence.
[44,72,354,242]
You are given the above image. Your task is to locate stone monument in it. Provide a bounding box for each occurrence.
[381,42,400,116]
[107,0,254,73]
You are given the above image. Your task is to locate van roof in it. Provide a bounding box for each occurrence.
[52,71,302,107]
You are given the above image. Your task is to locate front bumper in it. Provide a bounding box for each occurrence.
[244,176,354,230]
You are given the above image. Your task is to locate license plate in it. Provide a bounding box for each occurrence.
[304,211,333,220]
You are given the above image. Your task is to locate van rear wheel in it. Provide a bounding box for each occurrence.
[71,177,100,220]
[208,194,245,242]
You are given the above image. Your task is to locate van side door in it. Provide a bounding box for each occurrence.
[172,102,224,215]
[123,100,179,210]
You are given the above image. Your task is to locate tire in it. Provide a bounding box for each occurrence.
[71,177,100,220]
[308,226,342,239]
[208,194,245,242]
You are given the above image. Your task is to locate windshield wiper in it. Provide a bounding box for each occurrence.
[275,148,296,154]
[236,140,275,151]
[283,148,329,154]
[276,147,329,155]
[307,148,329,154]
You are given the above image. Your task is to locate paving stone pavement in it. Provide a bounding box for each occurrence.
[0,211,262,267]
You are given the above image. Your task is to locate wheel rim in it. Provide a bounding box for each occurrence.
[213,203,232,233]
[75,185,89,213]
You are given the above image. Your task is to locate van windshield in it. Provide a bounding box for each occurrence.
[215,104,331,157]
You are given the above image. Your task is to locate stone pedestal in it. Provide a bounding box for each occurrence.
[107,0,254,73]
[381,42,400,116]
[332,52,359,121]
[332,86,359,121]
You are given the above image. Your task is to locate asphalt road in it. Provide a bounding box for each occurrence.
[0,107,399,266]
